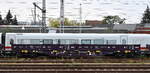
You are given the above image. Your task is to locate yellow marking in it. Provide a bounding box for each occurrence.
[96,50,101,53]
[117,50,120,53]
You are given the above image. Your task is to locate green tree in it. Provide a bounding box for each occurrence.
[102,15,125,24]
[0,14,3,25]
[0,15,2,21]
[49,18,59,27]
[141,6,150,24]
[6,10,13,25]
[12,15,18,25]
[49,18,79,28]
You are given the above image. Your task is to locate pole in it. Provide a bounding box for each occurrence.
[33,0,46,33]
[79,3,82,33]
[60,0,65,33]
[34,4,36,25]
[42,0,46,33]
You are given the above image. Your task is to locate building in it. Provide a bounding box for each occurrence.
[0,25,49,33]
[85,20,103,27]
[0,23,147,34]
[85,20,114,29]
[56,26,109,33]
[132,24,150,34]
[113,24,137,33]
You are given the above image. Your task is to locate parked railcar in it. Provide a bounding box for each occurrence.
[3,33,150,58]
[0,33,3,51]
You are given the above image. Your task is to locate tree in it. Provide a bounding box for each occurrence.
[0,15,2,21]
[6,10,13,25]
[49,18,60,27]
[49,18,80,28]
[0,14,3,25]
[141,6,150,24]
[102,15,126,24]
[12,15,18,25]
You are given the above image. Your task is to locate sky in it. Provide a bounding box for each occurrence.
[0,0,149,24]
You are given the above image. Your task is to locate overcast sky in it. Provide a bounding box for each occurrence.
[0,0,149,24]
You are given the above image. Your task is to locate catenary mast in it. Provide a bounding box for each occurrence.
[42,0,46,33]
[33,0,46,33]
[60,0,65,33]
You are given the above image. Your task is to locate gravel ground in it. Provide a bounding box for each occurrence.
[0,57,150,63]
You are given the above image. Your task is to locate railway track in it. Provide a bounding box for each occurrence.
[0,63,150,73]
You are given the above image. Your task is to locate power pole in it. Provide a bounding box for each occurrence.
[34,4,36,25]
[33,0,46,33]
[42,0,46,33]
[60,0,65,33]
[79,3,82,33]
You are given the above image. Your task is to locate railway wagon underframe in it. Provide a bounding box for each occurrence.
[142,45,150,56]
[11,44,141,58]
[0,44,4,56]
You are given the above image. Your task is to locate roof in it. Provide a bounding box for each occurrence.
[85,20,103,25]
[58,26,92,28]
[113,24,137,31]
[0,25,42,28]
[7,33,150,40]
[93,24,114,27]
